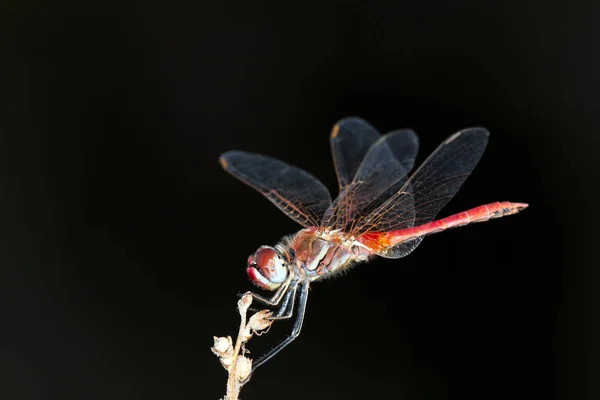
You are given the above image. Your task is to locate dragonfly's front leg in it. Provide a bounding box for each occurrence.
[243,278,291,307]
[246,280,297,319]
[251,281,310,372]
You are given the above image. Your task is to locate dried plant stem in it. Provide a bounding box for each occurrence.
[224,295,250,399]
[212,294,273,400]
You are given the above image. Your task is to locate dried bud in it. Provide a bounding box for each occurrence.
[211,336,235,371]
[235,355,252,382]
[239,310,274,342]
[219,355,234,370]
[211,336,233,356]
[247,310,274,335]
[238,293,253,316]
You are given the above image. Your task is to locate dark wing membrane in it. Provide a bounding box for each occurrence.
[353,127,489,258]
[330,117,382,191]
[220,151,332,228]
[322,128,419,233]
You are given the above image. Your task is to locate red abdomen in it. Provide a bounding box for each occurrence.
[358,201,528,252]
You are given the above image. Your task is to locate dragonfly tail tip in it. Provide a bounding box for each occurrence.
[514,202,529,210]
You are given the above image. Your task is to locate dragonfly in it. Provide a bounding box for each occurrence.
[219,117,527,372]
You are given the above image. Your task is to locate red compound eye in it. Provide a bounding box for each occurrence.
[256,247,277,270]
[246,246,288,290]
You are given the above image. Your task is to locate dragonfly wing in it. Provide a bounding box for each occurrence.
[220,151,332,227]
[355,127,490,258]
[330,117,382,191]
[321,127,419,233]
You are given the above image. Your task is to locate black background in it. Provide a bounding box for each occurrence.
[1,1,598,399]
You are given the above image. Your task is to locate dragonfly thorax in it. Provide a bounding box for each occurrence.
[289,228,370,279]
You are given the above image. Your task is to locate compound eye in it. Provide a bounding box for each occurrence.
[246,246,288,291]
[256,246,277,269]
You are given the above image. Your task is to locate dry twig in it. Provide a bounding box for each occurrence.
[211,294,274,400]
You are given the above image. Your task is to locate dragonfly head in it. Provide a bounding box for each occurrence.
[247,245,288,291]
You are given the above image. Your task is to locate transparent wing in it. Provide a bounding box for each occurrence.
[322,128,420,233]
[220,151,332,227]
[353,127,490,258]
[330,117,382,191]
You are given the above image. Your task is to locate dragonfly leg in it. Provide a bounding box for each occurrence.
[270,282,298,319]
[248,281,296,319]
[252,281,310,372]
[243,279,290,307]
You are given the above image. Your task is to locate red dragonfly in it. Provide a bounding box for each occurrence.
[220,117,527,371]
